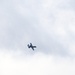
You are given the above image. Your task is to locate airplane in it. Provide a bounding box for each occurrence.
[27,43,36,50]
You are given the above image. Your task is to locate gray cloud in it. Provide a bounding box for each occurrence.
[0,0,75,56]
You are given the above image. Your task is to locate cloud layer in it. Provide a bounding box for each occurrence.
[0,0,75,56]
[0,52,75,75]
[0,0,75,74]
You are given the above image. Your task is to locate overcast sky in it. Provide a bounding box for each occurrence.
[0,0,75,75]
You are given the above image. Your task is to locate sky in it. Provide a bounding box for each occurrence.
[0,0,75,75]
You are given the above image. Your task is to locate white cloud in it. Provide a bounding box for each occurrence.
[0,51,75,75]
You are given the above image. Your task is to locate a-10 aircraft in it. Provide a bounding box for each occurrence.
[27,43,36,50]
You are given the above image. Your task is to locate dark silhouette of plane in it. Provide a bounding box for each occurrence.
[27,43,36,50]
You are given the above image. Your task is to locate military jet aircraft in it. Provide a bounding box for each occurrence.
[27,43,36,50]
